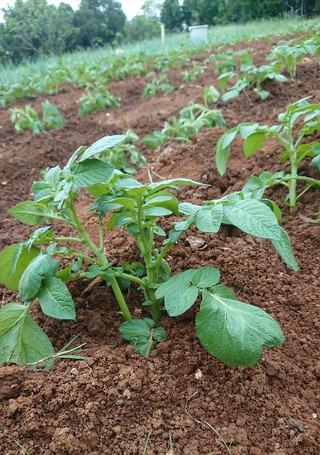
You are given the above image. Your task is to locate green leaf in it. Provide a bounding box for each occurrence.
[0,244,40,290]
[19,254,59,302]
[271,226,299,271]
[38,277,76,320]
[72,159,114,188]
[215,128,238,175]
[239,123,259,139]
[119,318,166,356]
[196,289,285,366]
[243,132,266,158]
[144,207,172,217]
[0,302,54,368]
[223,199,282,240]
[222,89,240,101]
[311,154,320,170]
[142,133,163,149]
[144,192,180,215]
[209,284,237,300]
[79,135,125,161]
[148,178,205,194]
[242,172,273,199]
[191,267,220,288]
[195,204,223,233]
[8,201,53,225]
[155,269,198,317]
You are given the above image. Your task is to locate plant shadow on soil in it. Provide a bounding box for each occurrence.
[0,33,319,454]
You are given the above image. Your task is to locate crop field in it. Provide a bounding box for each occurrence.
[0,19,319,454]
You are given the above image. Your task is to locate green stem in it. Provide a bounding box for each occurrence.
[108,275,132,321]
[68,193,133,321]
[153,242,173,269]
[289,160,298,210]
[59,252,101,264]
[99,216,104,252]
[114,272,146,288]
[54,236,83,243]
[136,207,161,322]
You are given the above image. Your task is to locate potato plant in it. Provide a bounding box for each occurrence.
[268,41,319,78]
[141,75,174,99]
[181,62,204,81]
[78,83,120,115]
[98,129,146,174]
[215,97,320,210]
[0,135,298,370]
[10,101,65,134]
[143,91,224,150]
[219,60,288,101]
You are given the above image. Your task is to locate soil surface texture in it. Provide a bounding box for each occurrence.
[0,32,319,455]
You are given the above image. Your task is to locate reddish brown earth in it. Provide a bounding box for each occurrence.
[0,33,319,455]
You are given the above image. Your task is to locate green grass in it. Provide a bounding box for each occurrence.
[0,17,318,85]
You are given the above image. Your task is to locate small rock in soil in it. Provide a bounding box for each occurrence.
[288,418,304,432]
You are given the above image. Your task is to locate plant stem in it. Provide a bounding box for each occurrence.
[108,275,132,320]
[289,160,298,210]
[99,216,104,252]
[54,236,83,243]
[136,206,161,322]
[69,193,133,320]
[114,272,146,288]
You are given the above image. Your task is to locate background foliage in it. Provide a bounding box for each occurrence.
[1,0,320,63]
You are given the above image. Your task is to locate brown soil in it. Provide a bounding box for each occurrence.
[0,33,319,455]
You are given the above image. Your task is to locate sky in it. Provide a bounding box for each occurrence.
[0,0,146,22]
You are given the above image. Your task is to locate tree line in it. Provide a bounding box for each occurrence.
[0,0,319,64]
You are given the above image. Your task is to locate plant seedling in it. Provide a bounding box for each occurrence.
[10,101,65,134]
[181,62,204,81]
[268,41,319,78]
[219,60,287,101]
[141,75,174,99]
[215,97,320,210]
[98,129,146,174]
[79,83,120,115]
[0,135,298,370]
[143,91,224,150]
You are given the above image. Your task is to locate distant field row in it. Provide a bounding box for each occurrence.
[0,17,316,85]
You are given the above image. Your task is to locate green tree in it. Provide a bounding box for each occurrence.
[160,0,183,31]
[74,0,126,48]
[1,0,78,61]
[125,15,160,42]
[141,0,163,17]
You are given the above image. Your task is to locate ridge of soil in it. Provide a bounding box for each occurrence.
[0,31,319,454]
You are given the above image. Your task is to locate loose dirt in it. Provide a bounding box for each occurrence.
[0,32,319,454]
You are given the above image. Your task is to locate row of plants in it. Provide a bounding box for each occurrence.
[8,84,121,134]
[217,29,320,101]
[1,20,318,108]
[0,96,319,371]
[0,47,193,108]
[143,86,224,149]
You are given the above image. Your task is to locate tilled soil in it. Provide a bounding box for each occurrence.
[0,32,319,455]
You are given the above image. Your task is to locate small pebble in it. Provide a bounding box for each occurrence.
[288,418,304,432]
[70,367,78,376]
[195,368,203,379]
[312,413,317,419]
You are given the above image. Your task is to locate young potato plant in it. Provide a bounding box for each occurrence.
[0,135,298,370]
[143,89,224,150]
[181,62,205,81]
[79,83,120,115]
[219,60,288,101]
[10,101,65,134]
[215,97,320,210]
[98,129,146,174]
[141,75,174,99]
[268,41,319,78]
